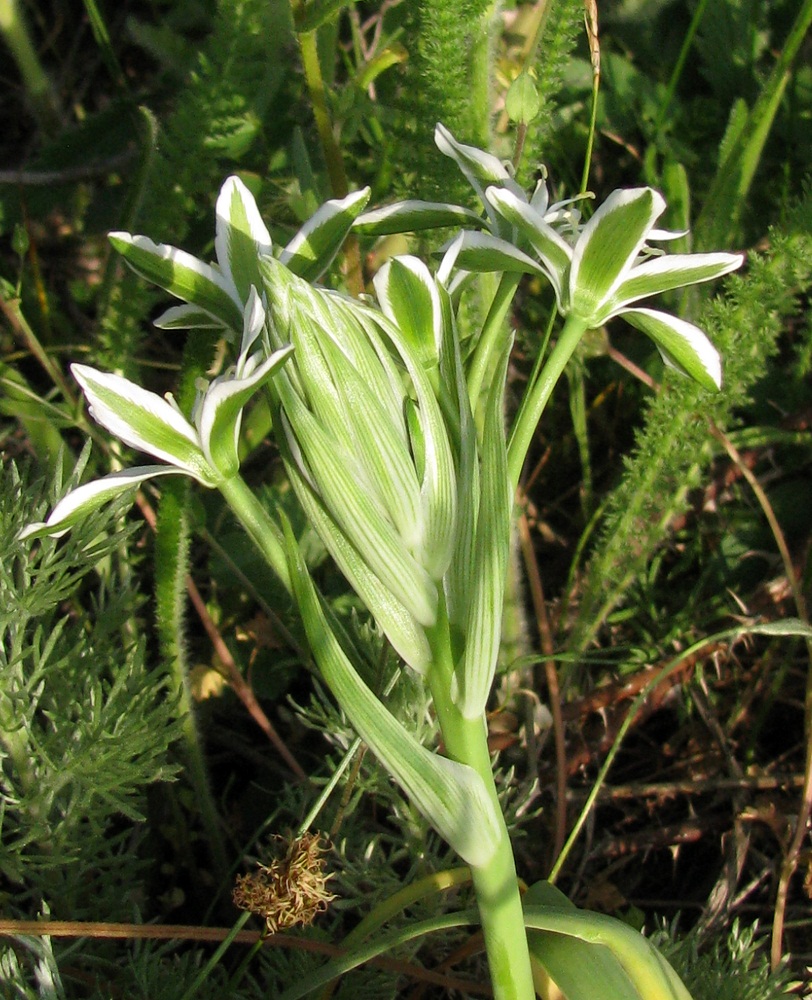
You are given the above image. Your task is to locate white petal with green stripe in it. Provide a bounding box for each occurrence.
[71,364,217,485]
[485,187,572,307]
[353,199,484,236]
[620,308,722,391]
[568,187,664,323]
[215,176,272,304]
[374,255,442,376]
[601,251,744,322]
[108,233,243,333]
[280,188,371,281]
[19,466,185,540]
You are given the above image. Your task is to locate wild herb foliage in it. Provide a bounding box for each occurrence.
[0,461,181,924]
[655,920,796,1000]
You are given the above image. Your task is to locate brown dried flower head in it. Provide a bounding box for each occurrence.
[232,832,337,933]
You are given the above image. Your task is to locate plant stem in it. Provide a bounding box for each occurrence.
[427,607,535,1000]
[467,272,522,412]
[289,10,364,296]
[507,314,587,488]
[217,475,291,594]
[0,0,60,133]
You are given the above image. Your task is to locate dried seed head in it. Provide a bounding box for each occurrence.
[232,833,337,933]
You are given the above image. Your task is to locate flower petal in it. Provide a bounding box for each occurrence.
[214,176,273,303]
[353,199,485,236]
[197,343,293,478]
[434,122,511,185]
[620,307,722,391]
[280,188,371,281]
[485,187,572,307]
[602,251,744,320]
[19,466,184,540]
[445,230,548,277]
[71,364,216,484]
[569,188,665,323]
[153,304,230,331]
[109,233,243,333]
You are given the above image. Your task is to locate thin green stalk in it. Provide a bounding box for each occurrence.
[508,314,588,489]
[217,474,291,594]
[426,605,535,1000]
[653,0,710,136]
[0,0,60,133]
[467,272,522,410]
[580,0,600,195]
[289,8,364,295]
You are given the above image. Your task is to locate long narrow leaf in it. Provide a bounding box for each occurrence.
[285,523,502,866]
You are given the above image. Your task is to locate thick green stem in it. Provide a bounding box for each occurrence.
[427,608,535,1000]
[508,314,588,488]
[217,474,291,594]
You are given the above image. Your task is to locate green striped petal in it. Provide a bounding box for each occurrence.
[71,364,216,485]
[353,199,484,236]
[109,233,243,334]
[19,466,184,541]
[620,308,722,391]
[601,251,744,322]
[215,175,273,303]
[569,188,664,323]
[280,188,371,281]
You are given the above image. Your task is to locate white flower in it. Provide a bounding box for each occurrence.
[486,185,743,389]
[21,290,292,540]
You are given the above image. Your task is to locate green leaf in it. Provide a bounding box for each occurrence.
[454,341,512,719]
[109,233,244,333]
[523,900,693,1000]
[280,188,371,281]
[525,882,641,1000]
[284,520,502,867]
